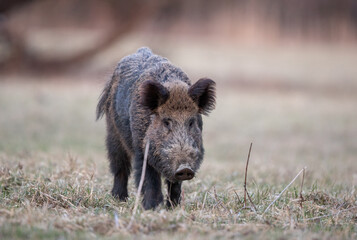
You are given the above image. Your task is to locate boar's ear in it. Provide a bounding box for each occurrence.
[140,80,170,111]
[188,78,216,115]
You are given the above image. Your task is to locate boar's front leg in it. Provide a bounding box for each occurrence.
[106,132,131,201]
[134,152,163,210]
[166,180,182,208]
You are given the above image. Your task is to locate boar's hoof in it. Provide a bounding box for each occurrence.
[111,189,128,201]
[175,164,195,181]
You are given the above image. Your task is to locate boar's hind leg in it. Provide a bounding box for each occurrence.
[166,180,182,208]
[134,153,163,210]
[107,134,131,201]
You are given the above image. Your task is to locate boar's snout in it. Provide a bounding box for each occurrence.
[175,164,195,181]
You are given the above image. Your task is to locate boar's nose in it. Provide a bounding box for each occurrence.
[175,164,194,181]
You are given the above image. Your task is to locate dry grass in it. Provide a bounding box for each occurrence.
[0,78,356,239]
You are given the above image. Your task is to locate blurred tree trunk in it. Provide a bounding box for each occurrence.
[0,0,164,73]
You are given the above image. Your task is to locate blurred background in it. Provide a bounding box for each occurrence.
[0,0,356,185]
[1,0,357,80]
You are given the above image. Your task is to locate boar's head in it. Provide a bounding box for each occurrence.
[140,78,216,182]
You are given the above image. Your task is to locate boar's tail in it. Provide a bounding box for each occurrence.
[96,74,116,120]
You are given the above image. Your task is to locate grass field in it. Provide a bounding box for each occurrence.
[0,74,356,239]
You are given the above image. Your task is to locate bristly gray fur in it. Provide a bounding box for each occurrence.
[96,47,216,210]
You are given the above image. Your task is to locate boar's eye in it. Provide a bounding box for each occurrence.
[188,118,195,128]
[162,118,172,130]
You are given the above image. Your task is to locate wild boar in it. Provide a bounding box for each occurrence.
[96,47,216,210]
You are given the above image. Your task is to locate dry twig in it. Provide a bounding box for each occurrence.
[244,143,253,206]
[127,140,150,230]
[263,168,305,215]
[242,143,257,212]
[233,189,242,204]
[246,190,258,213]
[299,167,306,208]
